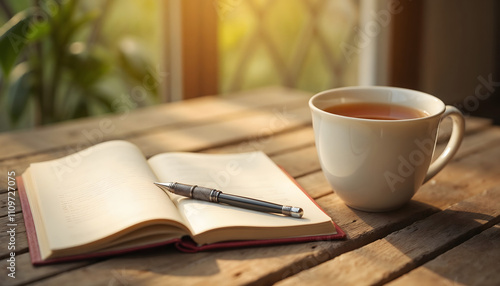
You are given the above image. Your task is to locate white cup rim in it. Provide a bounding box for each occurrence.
[309,86,446,122]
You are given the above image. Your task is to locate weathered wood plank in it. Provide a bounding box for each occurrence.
[0,252,95,286]
[433,123,500,167]
[0,87,311,161]
[0,85,497,286]
[388,224,500,286]
[1,119,496,199]
[0,96,223,160]
[0,127,315,204]
[0,169,337,286]
[0,125,496,250]
[276,187,500,286]
[416,142,500,210]
[437,116,492,143]
[0,189,22,216]
[4,130,495,249]
[128,105,311,158]
[0,144,321,260]
[23,193,437,286]
[0,143,439,284]
[0,95,491,190]
[0,107,493,194]
[21,144,500,286]
[295,171,332,199]
[0,213,28,259]
[3,132,498,266]
[272,146,319,178]
[0,104,311,192]
[203,127,315,156]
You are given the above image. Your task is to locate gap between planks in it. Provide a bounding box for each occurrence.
[387,223,500,286]
[1,118,499,217]
[2,118,498,203]
[0,105,313,192]
[0,88,494,284]
[0,86,312,162]
[0,107,493,194]
[276,186,500,286]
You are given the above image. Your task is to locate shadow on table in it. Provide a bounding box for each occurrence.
[93,233,331,280]
[93,198,438,280]
[349,186,500,285]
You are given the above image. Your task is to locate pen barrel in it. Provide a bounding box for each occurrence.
[167,183,218,201]
[191,186,219,202]
[218,193,284,214]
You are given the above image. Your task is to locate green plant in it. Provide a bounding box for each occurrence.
[0,0,158,131]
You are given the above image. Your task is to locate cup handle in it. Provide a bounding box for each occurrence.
[424,106,465,183]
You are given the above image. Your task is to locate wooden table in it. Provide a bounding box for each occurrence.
[1,87,499,285]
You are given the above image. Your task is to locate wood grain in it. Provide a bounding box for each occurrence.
[276,187,500,286]
[388,224,500,286]
[0,90,311,191]
[0,252,95,286]
[128,104,311,158]
[0,86,311,161]
[15,194,436,286]
[17,142,500,286]
[0,88,499,286]
[0,213,27,258]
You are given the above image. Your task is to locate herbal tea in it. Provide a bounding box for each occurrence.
[323,102,428,120]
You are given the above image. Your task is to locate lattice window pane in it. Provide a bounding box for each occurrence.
[218,0,360,95]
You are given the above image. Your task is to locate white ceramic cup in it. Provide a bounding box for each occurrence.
[309,86,465,212]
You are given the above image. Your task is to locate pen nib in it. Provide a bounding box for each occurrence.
[154,182,175,193]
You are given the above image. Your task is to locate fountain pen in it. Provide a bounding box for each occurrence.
[154,182,303,218]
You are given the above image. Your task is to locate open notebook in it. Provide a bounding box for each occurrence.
[19,140,345,265]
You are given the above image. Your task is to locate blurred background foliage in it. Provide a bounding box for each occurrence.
[0,0,161,131]
[0,0,359,132]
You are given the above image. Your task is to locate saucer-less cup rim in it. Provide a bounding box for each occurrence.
[309,86,446,123]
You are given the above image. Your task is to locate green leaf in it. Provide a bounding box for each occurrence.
[88,89,114,112]
[70,10,99,34]
[26,21,51,42]
[6,63,33,123]
[0,10,35,76]
[72,97,90,119]
[65,43,111,87]
[117,37,151,83]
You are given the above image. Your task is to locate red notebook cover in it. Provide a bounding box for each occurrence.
[17,175,345,265]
